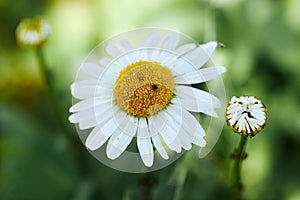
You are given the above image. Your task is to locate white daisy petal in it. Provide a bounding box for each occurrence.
[121,40,139,63]
[142,33,161,48]
[78,105,112,130]
[183,41,217,69]
[105,43,132,67]
[137,137,154,167]
[106,112,138,160]
[151,135,169,159]
[176,85,221,116]
[137,118,150,138]
[81,62,104,79]
[115,114,139,137]
[85,126,109,151]
[159,116,182,153]
[100,109,120,135]
[137,118,154,167]
[140,34,162,60]
[199,41,218,62]
[98,57,113,67]
[171,60,196,75]
[175,43,197,55]
[69,101,111,123]
[165,104,192,150]
[71,80,98,99]
[105,42,123,59]
[162,29,180,51]
[174,66,226,84]
[160,54,179,67]
[69,96,111,112]
[181,109,206,147]
[156,30,180,62]
[106,129,134,160]
[148,111,167,137]
[139,49,155,61]
[73,101,114,130]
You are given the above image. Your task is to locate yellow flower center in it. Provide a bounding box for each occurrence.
[113,61,174,117]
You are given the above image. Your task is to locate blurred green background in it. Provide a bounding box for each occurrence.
[1,0,300,199]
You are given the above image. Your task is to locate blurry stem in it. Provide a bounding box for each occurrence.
[35,47,73,137]
[171,151,193,200]
[36,47,65,131]
[138,172,156,200]
[232,135,248,200]
[35,47,89,176]
[173,167,187,200]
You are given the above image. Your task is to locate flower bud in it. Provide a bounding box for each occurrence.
[226,96,267,137]
[16,17,50,48]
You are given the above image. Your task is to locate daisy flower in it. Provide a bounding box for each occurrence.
[69,28,226,167]
[16,17,50,48]
[226,96,267,137]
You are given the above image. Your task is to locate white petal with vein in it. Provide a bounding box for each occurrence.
[106,128,136,160]
[176,85,221,116]
[85,126,111,151]
[137,118,154,167]
[151,135,169,159]
[174,66,226,84]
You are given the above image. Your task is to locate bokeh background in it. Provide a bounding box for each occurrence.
[1,0,300,199]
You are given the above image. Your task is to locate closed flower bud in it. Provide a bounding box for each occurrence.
[226,96,267,137]
[16,17,50,48]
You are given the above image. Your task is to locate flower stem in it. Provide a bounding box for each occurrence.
[36,47,70,134]
[232,135,248,200]
[138,172,156,200]
[35,47,90,176]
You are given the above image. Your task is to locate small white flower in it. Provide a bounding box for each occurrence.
[69,29,226,167]
[16,17,50,48]
[226,96,267,136]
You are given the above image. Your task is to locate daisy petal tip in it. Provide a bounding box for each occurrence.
[85,138,99,152]
[106,145,122,160]
[155,149,169,159]
[78,124,85,130]
[194,138,206,147]
[209,41,218,47]
[172,28,180,33]
[185,144,192,151]
[218,66,227,74]
[68,114,76,123]
[107,154,119,160]
[202,139,207,147]
[141,154,154,167]
[70,83,75,93]
[69,106,75,113]
[86,145,98,152]
[174,147,182,154]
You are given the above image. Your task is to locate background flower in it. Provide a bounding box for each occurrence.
[16,17,50,48]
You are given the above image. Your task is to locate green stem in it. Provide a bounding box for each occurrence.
[36,47,72,135]
[232,135,248,200]
[138,172,156,200]
[35,47,90,176]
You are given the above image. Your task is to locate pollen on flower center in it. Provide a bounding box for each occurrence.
[113,61,174,117]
